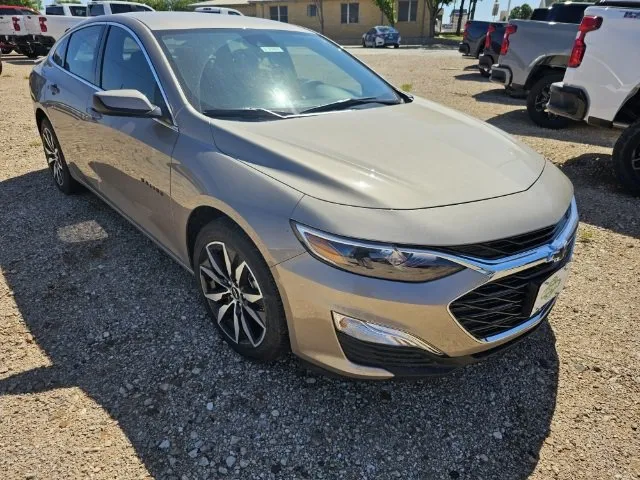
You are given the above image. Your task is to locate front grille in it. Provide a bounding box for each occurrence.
[450,251,572,340]
[436,208,571,260]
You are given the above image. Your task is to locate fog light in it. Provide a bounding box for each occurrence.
[332,312,443,355]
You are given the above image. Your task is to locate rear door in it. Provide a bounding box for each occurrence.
[85,24,178,248]
[42,24,105,189]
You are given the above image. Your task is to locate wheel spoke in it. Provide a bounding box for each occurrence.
[242,292,263,303]
[232,303,240,342]
[217,300,235,324]
[221,243,233,279]
[204,289,229,302]
[200,264,227,287]
[240,309,259,346]
[234,261,247,285]
[242,304,265,329]
[205,243,230,283]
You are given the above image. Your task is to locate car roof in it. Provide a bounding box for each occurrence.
[111,11,309,31]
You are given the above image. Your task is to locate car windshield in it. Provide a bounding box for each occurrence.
[156,28,402,119]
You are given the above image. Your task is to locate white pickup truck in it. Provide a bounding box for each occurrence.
[7,1,153,58]
[548,0,640,194]
[0,4,40,56]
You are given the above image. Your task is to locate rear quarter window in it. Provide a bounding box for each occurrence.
[46,6,65,15]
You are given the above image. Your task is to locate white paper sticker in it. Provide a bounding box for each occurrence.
[260,46,284,53]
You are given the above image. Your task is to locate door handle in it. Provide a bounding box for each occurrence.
[49,84,60,95]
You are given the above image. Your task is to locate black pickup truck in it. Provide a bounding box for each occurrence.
[458,20,492,58]
[477,22,507,77]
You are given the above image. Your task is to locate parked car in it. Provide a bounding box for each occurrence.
[458,20,491,58]
[31,12,578,379]
[195,6,243,15]
[0,4,40,57]
[490,2,592,128]
[361,26,400,48]
[477,22,506,77]
[548,0,640,194]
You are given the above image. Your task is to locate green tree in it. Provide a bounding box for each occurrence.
[423,0,453,37]
[3,0,39,10]
[510,3,532,19]
[373,0,396,26]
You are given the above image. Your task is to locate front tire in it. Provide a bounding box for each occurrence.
[613,121,640,196]
[362,39,366,47]
[526,73,570,129]
[394,43,399,49]
[40,118,81,194]
[193,219,289,362]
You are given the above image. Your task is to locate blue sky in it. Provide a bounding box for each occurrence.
[443,0,535,22]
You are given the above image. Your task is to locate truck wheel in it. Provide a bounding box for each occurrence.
[612,121,640,196]
[479,65,491,77]
[526,73,569,129]
[1,46,12,55]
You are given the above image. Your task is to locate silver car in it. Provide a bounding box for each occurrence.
[30,12,577,379]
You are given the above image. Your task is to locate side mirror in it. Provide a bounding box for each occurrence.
[93,89,162,118]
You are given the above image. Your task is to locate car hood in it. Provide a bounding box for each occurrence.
[209,97,545,209]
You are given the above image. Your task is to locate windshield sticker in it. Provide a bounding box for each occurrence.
[260,46,284,53]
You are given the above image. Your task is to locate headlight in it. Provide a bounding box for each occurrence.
[292,223,464,282]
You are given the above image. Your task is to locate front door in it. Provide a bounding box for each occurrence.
[85,25,179,251]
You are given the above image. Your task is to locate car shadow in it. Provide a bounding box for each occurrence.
[454,72,489,82]
[0,169,559,479]
[560,153,640,238]
[473,89,526,106]
[486,109,620,149]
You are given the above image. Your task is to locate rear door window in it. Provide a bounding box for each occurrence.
[45,6,64,15]
[70,6,87,16]
[89,4,105,16]
[64,25,104,84]
[549,4,588,23]
[110,4,135,13]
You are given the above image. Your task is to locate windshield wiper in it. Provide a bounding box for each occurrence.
[202,107,289,120]
[300,97,401,114]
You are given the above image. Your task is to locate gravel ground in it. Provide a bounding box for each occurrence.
[0,49,638,480]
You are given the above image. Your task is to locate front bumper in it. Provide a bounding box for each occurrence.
[490,64,512,87]
[275,199,578,379]
[548,82,588,121]
[458,42,470,54]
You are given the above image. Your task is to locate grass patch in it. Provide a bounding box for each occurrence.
[24,75,29,80]
[29,139,42,148]
[400,83,413,92]
[436,34,464,42]
[578,229,596,244]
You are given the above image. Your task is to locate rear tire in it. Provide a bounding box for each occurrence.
[1,46,11,55]
[362,39,366,47]
[526,73,570,129]
[394,43,399,49]
[479,65,490,77]
[612,121,640,196]
[39,118,81,195]
[193,219,289,362]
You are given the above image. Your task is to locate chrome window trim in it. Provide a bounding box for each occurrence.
[47,21,177,128]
